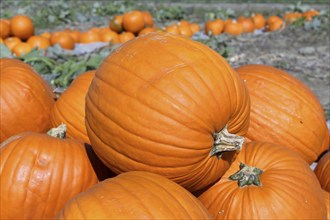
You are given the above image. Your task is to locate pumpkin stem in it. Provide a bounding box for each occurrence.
[229,162,263,187]
[47,123,67,139]
[210,125,244,158]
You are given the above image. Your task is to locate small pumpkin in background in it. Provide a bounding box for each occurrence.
[51,70,96,144]
[224,20,244,35]
[50,32,75,50]
[314,151,330,192]
[283,12,302,24]
[204,19,225,35]
[237,17,255,33]
[303,9,320,21]
[122,10,145,34]
[0,124,98,220]
[12,42,32,57]
[251,13,265,30]
[266,15,283,32]
[99,29,120,44]
[142,11,153,27]
[27,35,51,50]
[138,27,156,36]
[79,30,101,44]
[109,15,123,33]
[236,64,329,164]
[57,171,211,219]
[4,36,21,51]
[10,14,34,40]
[0,19,11,39]
[198,142,327,219]
[118,31,135,43]
[0,58,55,143]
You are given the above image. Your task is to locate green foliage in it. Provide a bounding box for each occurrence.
[195,35,232,58]
[204,8,236,21]
[153,5,186,22]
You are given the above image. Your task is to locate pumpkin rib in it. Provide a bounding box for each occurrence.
[250,94,319,157]
[149,42,226,129]
[248,71,324,116]
[92,70,213,144]
[87,91,210,153]
[175,35,250,133]
[102,59,213,133]
[88,122,209,170]
[132,174,193,218]
[118,175,180,217]
[96,61,211,135]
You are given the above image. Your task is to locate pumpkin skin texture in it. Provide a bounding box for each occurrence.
[314,151,330,192]
[236,64,329,164]
[57,171,211,219]
[0,128,98,219]
[51,70,95,144]
[0,58,55,143]
[85,32,250,192]
[198,142,327,220]
[323,190,330,219]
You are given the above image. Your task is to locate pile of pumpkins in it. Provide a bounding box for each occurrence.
[0,8,321,57]
[1,31,329,219]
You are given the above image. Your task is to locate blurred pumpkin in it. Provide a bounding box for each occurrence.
[10,14,34,40]
[314,151,330,192]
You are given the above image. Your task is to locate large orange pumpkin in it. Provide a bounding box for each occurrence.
[324,190,330,219]
[57,171,211,219]
[236,64,329,164]
[314,151,330,192]
[0,125,98,219]
[85,32,250,192]
[199,142,327,219]
[0,58,55,143]
[51,70,95,144]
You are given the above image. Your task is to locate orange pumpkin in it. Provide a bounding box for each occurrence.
[118,31,135,43]
[79,30,101,44]
[85,32,250,192]
[224,20,244,35]
[57,171,211,219]
[199,142,327,219]
[138,27,156,36]
[142,11,153,27]
[12,42,32,57]
[303,9,320,21]
[251,13,265,30]
[266,15,284,32]
[122,10,145,34]
[99,29,120,43]
[109,15,123,33]
[0,125,98,219]
[236,64,329,164]
[50,32,75,50]
[51,70,95,144]
[27,35,51,50]
[205,19,225,35]
[0,58,55,143]
[314,151,330,192]
[283,12,302,23]
[237,17,255,33]
[324,190,330,219]
[165,24,180,35]
[10,14,34,40]
[0,19,11,39]
[4,36,22,51]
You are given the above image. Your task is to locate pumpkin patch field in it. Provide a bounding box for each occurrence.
[1,1,330,219]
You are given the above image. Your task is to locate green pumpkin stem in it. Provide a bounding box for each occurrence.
[210,125,244,158]
[47,123,67,139]
[229,162,263,187]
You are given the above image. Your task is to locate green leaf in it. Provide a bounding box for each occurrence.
[0,44,12,58]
